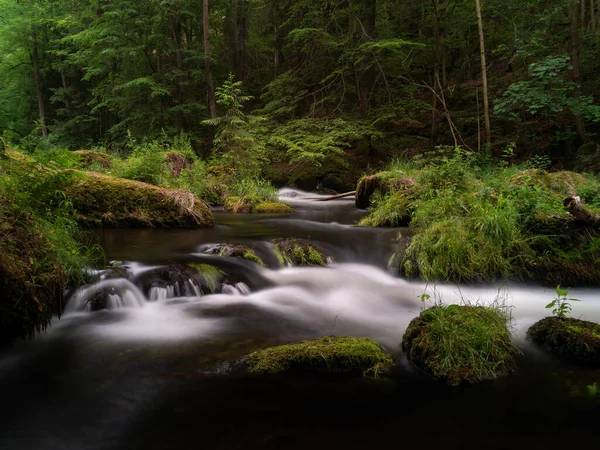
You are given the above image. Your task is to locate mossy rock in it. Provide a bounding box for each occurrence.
[272,238,329,266]
[527,317,600,367]
[164,151,194,178]
[402,305,518,385]
[64,172,213,228]
[73,150,112,169]
[254,202,294,214]
[355,172,416,209]
[246,336,393,377]
[137,263,226,297]
[223,196,252,213]
[509,168,552,190]
[205,244,265,266]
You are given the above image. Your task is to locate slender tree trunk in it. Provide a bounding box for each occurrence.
[237,0,249,84]
[203,0,216,119]
[570,0,588,142]
[31,30,47,138]
[591,0,596,31]
[475,0,491,145]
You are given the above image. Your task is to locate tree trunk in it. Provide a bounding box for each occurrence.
[203,0,216,119]
[475,0,491,145]
[237,0,249,84]
[569,0,588,143]
[31,30,47,138]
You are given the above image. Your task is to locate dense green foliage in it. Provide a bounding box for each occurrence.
[0,148,99,343]
[3,0,600,180]
[373,149,600,283]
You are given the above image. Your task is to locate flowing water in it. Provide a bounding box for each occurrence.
[1,190,599,449]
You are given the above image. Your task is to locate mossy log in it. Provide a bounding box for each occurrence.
[563,196,600,227]
[65,172,213,228]
[527,317,600,367]
[246,336,393,377]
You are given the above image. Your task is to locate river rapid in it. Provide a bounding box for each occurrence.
[0,189,599,449]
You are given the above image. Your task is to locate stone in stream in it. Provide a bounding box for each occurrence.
[402,305,518,385]
[272,238,330,267]
[527,317,600,367]
[245,336,394,377]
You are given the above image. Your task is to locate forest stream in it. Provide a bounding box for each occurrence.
[1,190,599,450]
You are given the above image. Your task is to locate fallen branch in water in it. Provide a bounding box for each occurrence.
[312,191,356,202]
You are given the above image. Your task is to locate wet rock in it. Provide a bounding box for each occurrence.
[204,244,266,266]
[272,238,329,267]
[402,306,518,385]
[136,263,225,298]
[253,202,294,213]
[246,336,393,377]
[527,317,600,367]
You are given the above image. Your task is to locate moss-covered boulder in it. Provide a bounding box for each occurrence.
[254,202,294,213]
[224,196,292,214]
[273,238,329,266]
[64,172,213,228]
[247,336,393,377]
[355,172,416,209]
[204,244,265,266]
[73,150,112,169]
[402,305,518,385]
[527,317,600,367]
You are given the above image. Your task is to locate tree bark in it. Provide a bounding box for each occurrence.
[237,0,249,84]
[475,0,491,145]
[31,30,47,138]
[203,0,217,119]
[314,191,356,201]
[569,0,588,143]
[564,196,600,226]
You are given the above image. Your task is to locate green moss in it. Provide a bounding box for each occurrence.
[216,244,265,266]
[190,264,225,293]
[358,190,412,227]
[247,336,393,377]
[254,202,294,213]
[64,172,213,228]
[402,305,519,385]
[355,171,416,210]
[273,238,328,266]
[73,150,112,169]
[223,196,252,213]
[527,317,600,366]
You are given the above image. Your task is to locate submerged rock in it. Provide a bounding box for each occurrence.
[402,305,518,385]
[272,238,329,267]
[65,172,213,228]
[254,202,294,213]
[246,336,393,377]
[527,317,600,367]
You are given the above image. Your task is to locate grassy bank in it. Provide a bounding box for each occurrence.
[360,148,600,284]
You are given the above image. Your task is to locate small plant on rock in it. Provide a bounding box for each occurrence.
[545,285,580,318]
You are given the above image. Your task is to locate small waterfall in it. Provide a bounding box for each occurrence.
[149,284,178,301]
[221,282,250,295]
[66,279,146,312]
[184,279,202,296]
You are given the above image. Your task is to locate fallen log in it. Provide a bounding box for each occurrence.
[564,195,600,227]
[314,191,356,202]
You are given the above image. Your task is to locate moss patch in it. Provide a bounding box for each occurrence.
[355,172,416,210]
[273,238,328,266]
[247,336,393,377]
[254,202,294,213]
[73,150,112,169]
[527,317,600,367]
[402,305,518,385]
[190,264,225,293]
[211,244,265,266]
[64,172,213,228]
